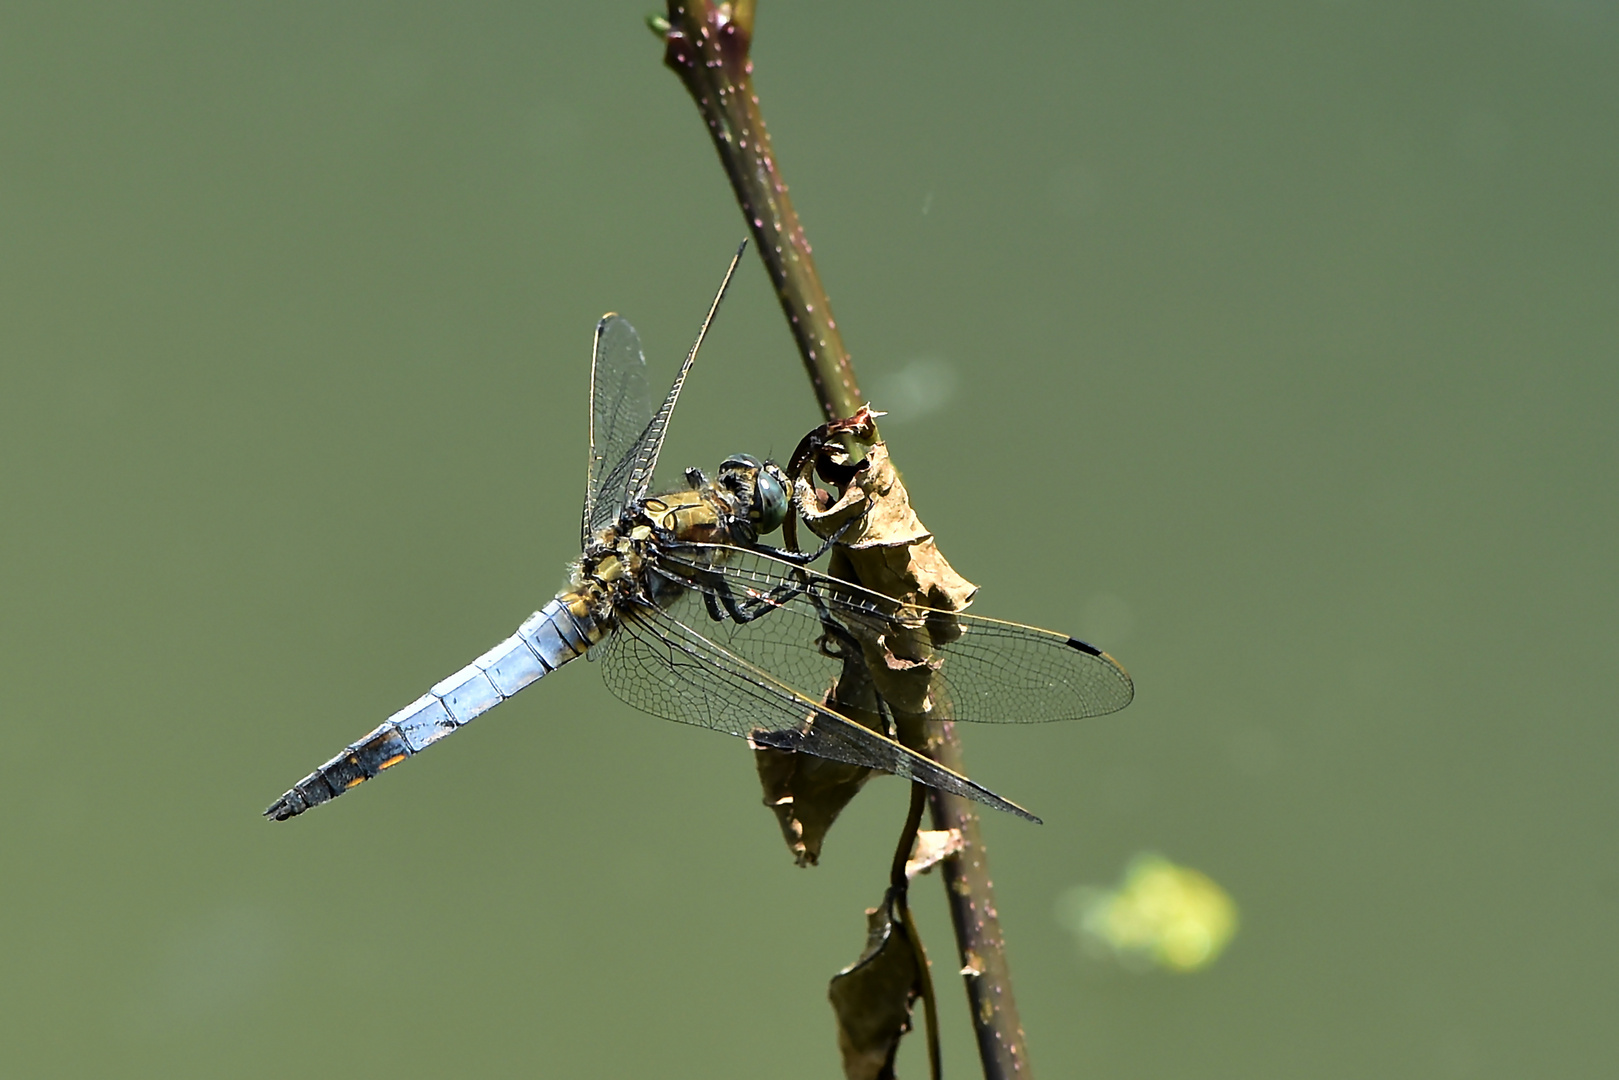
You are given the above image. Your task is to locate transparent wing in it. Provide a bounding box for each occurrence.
[651,545,1135,724]
[617,244,746,512]
[599,598,1040,821]
[582,244,747,542]
[583,315,654,544]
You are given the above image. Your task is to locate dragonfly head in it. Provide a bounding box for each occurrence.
[717,453,790,536]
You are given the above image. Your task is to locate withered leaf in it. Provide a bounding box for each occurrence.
[828,900,922,1080]
[797,439,976,616]
[753,743,872,867]
[758,414,980,862]
[750,591,889,865]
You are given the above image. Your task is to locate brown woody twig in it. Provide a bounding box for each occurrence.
[653,1,860,422]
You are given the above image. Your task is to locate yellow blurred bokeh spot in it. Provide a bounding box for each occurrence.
[1055,853,1238,973]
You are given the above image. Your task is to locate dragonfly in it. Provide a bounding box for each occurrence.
[265,245,1134,824]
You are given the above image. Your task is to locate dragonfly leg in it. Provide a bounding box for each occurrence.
[680,560,807,625]
[701,570,811,623]
[701,586,730,623]
[751,517,857,566]
[703,570,896,738]
[676,547,849,637]
[799,594,897,736]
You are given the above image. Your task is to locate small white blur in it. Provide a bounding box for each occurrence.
[869,356,958,421]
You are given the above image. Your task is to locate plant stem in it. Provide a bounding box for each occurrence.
[654,4,1031,1076]
[654,1,860,422]
[890,783,941,1080]
[928,727,1030,1078]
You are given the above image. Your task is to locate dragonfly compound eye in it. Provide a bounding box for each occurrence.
[752,462,789,534]
[717,454,786,534]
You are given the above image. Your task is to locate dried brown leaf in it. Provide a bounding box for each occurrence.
[800,441,976,614]
[753,744,872,867]
[758,416,981,861]
[828,902,922,1080]
[750,587,893,865]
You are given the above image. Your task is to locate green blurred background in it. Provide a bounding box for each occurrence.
[2,2,1614,1076]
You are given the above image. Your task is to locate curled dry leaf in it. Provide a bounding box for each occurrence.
[828,901,922,1080]
[794,421,977,618]
[751,545,895,864]
[796,430,976,731]
[756,411,979,859]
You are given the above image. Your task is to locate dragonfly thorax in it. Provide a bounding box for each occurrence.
[571,455,788,617]
[613,454,786,548]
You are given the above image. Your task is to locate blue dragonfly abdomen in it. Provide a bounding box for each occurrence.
[264,597,601,819]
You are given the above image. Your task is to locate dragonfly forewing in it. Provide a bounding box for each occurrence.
[618,243,746,512]
[583,243,746,540]
[649,544,1135,726]
[583,315,654,543]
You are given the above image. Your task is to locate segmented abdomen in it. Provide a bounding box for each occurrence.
[265,596,602,819]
